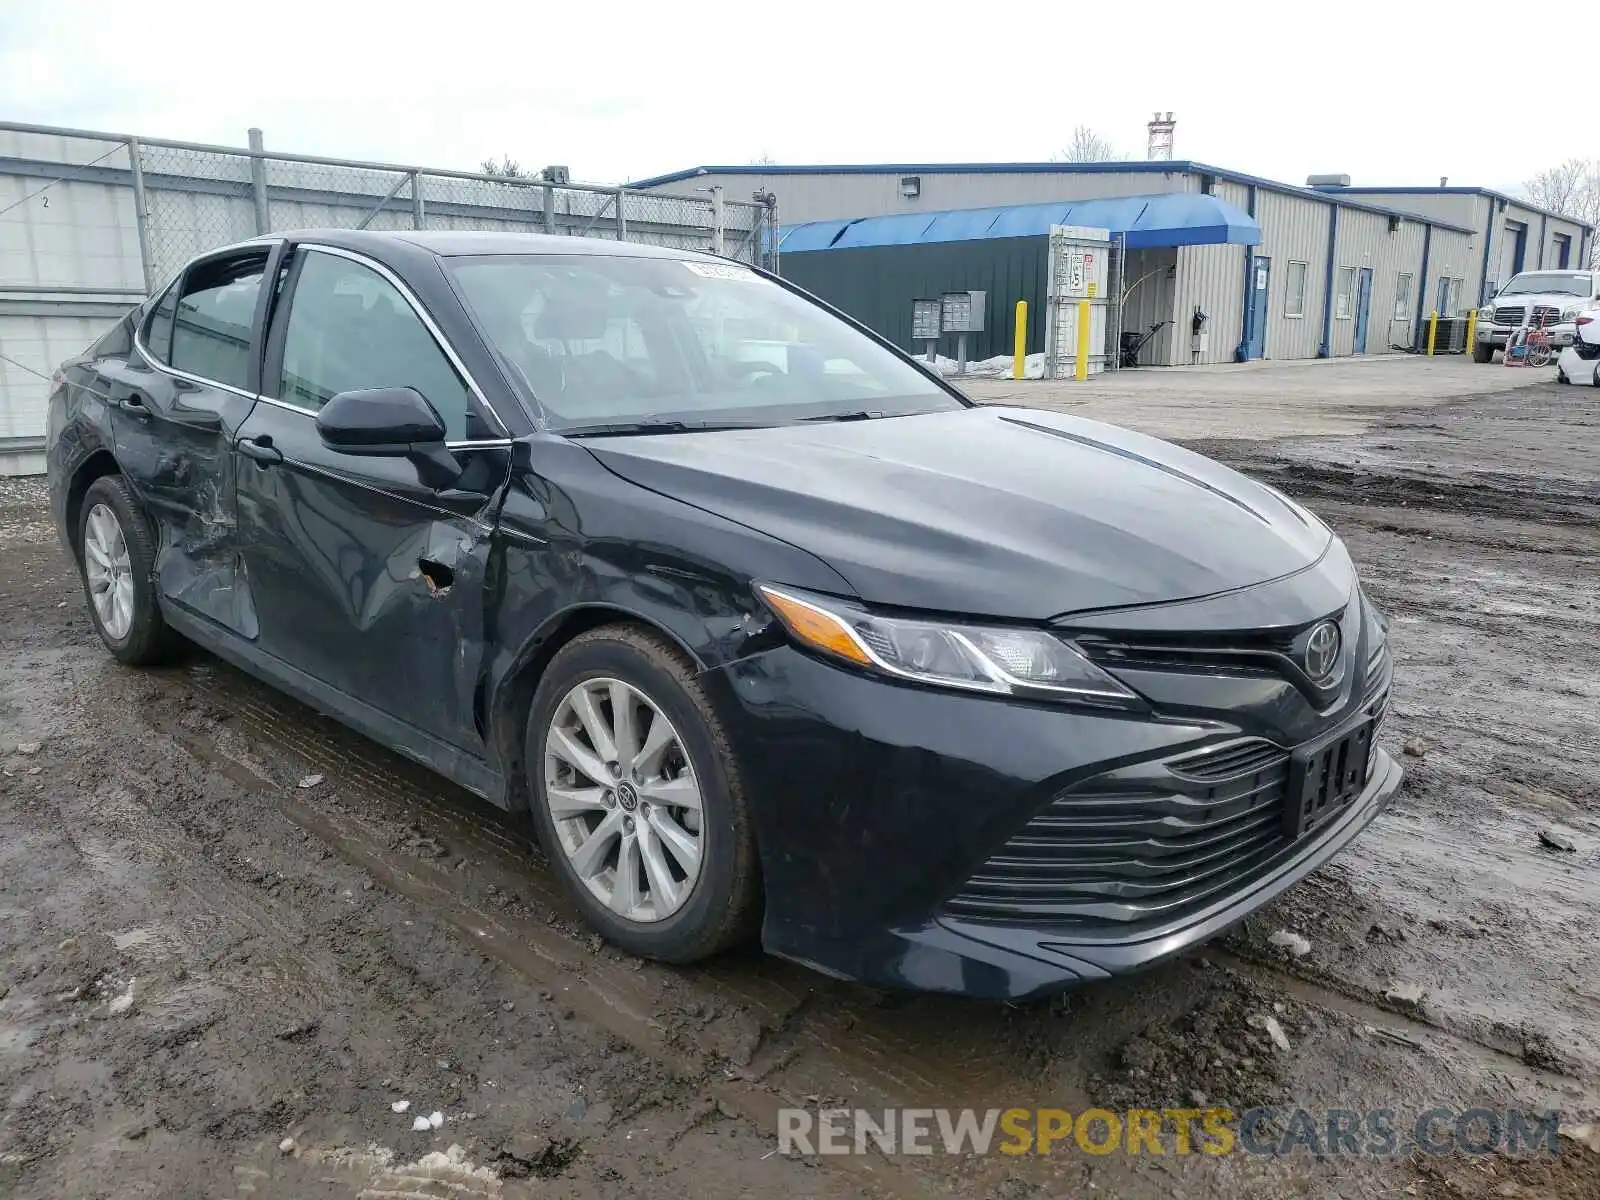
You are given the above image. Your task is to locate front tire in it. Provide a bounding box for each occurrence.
[1472,341,1495,364]
[526,625,760,963]
[77,475,179,665]
[1558,366,1571,384]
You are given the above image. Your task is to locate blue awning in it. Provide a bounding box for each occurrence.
[778,192,1261,253]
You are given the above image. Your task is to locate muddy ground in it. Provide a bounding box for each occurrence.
[1,382,1597,1199]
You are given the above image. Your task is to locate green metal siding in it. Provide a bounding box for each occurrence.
[781,236,1049,360]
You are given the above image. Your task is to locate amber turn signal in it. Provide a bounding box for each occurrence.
[758,586,873,667]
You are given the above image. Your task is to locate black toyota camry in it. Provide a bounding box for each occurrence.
[46,230,1399,999]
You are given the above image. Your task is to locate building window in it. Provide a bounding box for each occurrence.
[1335,267,1355,320]
[1436,276,1465,317]
[1284,261,1308,318]
[1394,273,1413,322]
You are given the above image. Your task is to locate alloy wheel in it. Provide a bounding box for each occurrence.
[83,502,135,640]
[542,677,704,922]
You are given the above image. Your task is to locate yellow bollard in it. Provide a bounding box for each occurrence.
[1013,300,1028,380]
[1426,310,1438,356]
[1465,308,1477,356]
[1075,299,1091,381]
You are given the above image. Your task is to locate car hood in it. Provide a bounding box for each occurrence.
[585,407,1333,620]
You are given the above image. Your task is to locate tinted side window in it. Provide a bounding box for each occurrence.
[171,255,266,390]
[279,251,470,439]
[144,281,179,364]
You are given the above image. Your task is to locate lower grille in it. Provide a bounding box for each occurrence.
[944,740,1292,928]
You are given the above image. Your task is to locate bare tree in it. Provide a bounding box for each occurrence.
[749,152,777,166]
[1053,126,1120,164]
[1524,159,1600,265]
[480,155,532,180]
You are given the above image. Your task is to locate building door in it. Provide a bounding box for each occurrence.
[1555,234,1571,268]
[1352,268,1373,353]
[1502,221,1527,280]
[1244,255,1270,358]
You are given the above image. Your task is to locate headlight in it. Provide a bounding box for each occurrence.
[1480,306,1497,323]
[1561,305,1583,323]
[758,585,1138,704]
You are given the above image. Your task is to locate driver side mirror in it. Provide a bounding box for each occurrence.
[316,387,462,489]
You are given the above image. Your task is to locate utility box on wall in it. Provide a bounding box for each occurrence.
[1043,225,1111,378]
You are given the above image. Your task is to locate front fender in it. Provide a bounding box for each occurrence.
[480,438,854,800]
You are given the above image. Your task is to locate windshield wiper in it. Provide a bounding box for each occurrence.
[795,410,885,423]
[561,418,771,437]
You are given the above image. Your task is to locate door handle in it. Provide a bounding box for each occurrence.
[109,389,152,420]
[238,435,283,465]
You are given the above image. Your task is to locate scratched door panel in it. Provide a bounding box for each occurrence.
[109,249,273,636]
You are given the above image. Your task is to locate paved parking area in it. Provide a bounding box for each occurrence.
[962,355,1560,440]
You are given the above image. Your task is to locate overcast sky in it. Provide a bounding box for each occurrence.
[0,2,1554,195]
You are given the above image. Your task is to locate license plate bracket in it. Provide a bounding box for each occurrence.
[1286,721,1373,837]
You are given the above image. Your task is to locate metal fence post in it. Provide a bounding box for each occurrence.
[247,127,270,235]
[126,137,157,294]
[615,187,628,239]
[542,183,556,234]
[410,171,425,229]
[710,186,725,256]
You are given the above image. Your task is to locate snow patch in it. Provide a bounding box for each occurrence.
[919,352,1046,380]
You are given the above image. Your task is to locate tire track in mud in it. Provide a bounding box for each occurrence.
[141,660,1126,1198]
[144,649,1600,1197]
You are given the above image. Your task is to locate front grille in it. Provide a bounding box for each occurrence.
[1532,305,1561,327]
[943,740,1293,928]
[1494,305,1526,325]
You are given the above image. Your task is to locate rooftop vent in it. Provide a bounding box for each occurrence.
[1307,174,1351,188]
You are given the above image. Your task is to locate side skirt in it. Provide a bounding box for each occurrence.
[159,600,508,807]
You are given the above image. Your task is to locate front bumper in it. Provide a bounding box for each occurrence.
[710,640,1400,1000]
[1477,322,1576,347]
[1557,344,1600,381]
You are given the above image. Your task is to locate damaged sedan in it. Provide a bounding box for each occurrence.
[47,230,1400,999]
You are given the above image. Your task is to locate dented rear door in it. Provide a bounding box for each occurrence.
[109,244,279,635]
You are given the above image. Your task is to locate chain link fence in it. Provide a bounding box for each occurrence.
[0,123,780,295]
[0,121,778,460]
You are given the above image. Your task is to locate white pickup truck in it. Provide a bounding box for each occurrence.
[1473,269,1600,362]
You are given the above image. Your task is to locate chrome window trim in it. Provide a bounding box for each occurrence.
[132,245,275,399]
[291,243,511,438]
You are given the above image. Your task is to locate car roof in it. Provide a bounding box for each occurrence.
[270,228,729,262]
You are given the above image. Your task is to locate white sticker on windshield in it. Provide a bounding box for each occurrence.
[682,261,757,281]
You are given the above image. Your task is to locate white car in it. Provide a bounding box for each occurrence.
[1474,270,1600,363]
[1555,308,1600,384]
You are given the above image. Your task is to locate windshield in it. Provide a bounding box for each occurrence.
[1498,272,1593,297]
[447,253,961,432]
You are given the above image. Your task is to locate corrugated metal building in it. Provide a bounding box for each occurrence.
[637,162,1580,366]
[1318,185,1592,306]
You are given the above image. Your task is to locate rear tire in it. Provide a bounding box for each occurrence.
[76,475,180,666]
[525,624,760,963]
[1472,341,1495,364]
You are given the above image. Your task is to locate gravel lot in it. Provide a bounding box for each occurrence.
[1,365,1597,1198]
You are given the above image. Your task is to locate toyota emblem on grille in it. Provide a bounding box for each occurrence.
[1303,621,1341,682]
